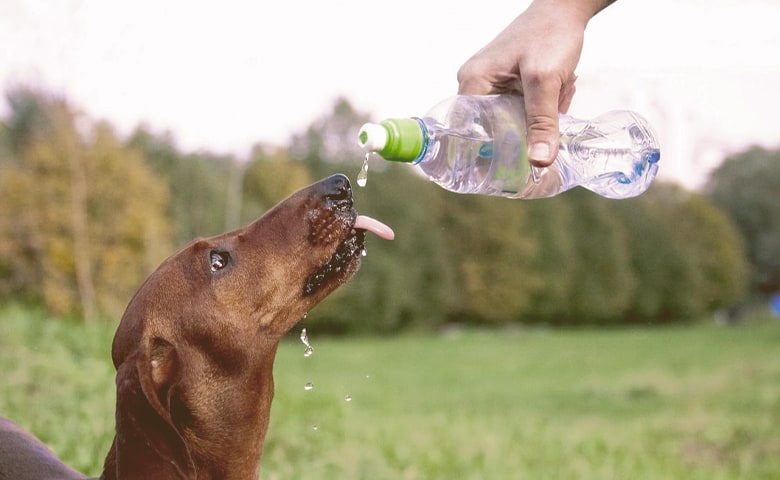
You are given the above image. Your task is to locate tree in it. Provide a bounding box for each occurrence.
[707,147,780,294]
[520,195,578,322]
[240,144,312,225]
[83,122,173,317]
[0,88,172,319]
[612,187,691,321]
[614,183,749,321]
[0,88,95,317]
[127,126,232,244]
[440,193,536,324]
[3,86,50,154]
[288,96,372,178]
[560,189,636,324]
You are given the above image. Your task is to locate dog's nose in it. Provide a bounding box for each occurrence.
[320,174,352,204]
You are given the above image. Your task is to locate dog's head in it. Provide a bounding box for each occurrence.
[104,174,392,479]
[113,173,393,358]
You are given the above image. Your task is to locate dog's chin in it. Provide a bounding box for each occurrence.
[303,228,365,297]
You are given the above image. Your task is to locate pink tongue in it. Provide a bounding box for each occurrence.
[354,215,395,241]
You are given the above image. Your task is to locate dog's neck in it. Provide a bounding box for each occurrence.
[185,371,275,480]
[101,349,277,480]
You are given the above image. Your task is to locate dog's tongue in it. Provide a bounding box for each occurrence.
[355,215,395,241]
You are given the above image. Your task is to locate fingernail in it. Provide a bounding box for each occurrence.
[529,142,550,162]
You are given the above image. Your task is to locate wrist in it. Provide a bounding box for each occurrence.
[528,0,608,26]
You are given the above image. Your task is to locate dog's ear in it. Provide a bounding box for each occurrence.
[145,337,181,408]
[109,338,197,480]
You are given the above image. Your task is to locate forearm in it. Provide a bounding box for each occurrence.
[528,0,618,24]
[594,0,618,15]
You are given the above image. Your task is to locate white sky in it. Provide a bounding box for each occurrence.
[1,0,779,189]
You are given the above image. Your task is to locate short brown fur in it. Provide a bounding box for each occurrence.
[0,174,371,480]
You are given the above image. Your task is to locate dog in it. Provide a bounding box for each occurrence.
[0,174,393,479]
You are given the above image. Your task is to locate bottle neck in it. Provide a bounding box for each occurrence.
[382,117,429,163]
[406,118,429,164]
[359,118,428,163]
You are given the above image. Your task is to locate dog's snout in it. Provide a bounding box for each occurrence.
[320,174,352,205]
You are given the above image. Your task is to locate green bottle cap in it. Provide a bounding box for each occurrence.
[357,118,425,163]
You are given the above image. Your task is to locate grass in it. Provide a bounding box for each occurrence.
[1,304,779,479]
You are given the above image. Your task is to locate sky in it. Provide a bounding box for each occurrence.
[1,0,779,190]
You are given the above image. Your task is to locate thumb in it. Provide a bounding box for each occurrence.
[522,80,561,167]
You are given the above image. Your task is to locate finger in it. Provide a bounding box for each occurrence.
[457,60,493,95]
[522,73,562,167]
[558,76,577,114]
[458,61,520,95]
[457,76,494,95]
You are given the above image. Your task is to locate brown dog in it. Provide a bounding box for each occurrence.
[0,174,393,480]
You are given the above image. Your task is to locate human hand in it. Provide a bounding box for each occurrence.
[457,1,594,167]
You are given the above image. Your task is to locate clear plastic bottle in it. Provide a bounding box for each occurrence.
[357,94,660,199]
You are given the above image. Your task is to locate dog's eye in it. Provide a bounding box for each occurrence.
[209,250,231,272]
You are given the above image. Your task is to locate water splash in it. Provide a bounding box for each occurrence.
[300,328,314,358]
[357,153,369,187]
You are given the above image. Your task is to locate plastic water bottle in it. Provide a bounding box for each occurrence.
[357,94,660,199]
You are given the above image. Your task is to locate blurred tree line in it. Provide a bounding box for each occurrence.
[0,86,776,331]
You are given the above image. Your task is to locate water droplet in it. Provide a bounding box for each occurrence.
[361,248,367,257]
[357,153,369,187]
[300,328,313,357]
[344,395,352,402]
[304,382,314,391]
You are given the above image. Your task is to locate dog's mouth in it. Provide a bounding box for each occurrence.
[303,178,394,296]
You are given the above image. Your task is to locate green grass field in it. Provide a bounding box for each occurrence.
[2,304,779,479]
